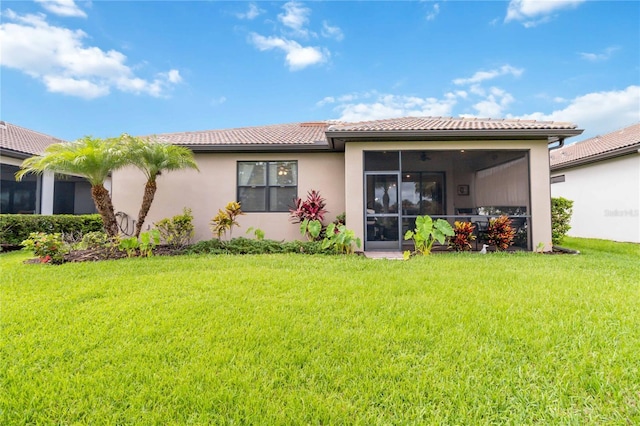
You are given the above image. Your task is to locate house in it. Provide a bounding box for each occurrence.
[550,122,640,243]
[111,116,583,251]
[0,121,99,215]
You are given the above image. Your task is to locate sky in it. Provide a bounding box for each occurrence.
[1,0,639,143]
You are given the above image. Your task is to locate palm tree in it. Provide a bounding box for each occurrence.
[16,136,129,237]
[126,136,199,237]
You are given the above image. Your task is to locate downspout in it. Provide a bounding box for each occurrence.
[548,136,565,151]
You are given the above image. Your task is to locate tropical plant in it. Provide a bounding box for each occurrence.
[118,230,160,257]
[15,136,130,237]
[124,136,199,237]
[485,215,516,251]
[299,219,322,241]
[246,227,265,241]
[211,201,244,239]
[139,229,161,257]
[289,190,327,224]
[403,215,454,258]
[322,223,361,254]
[551,197,574,245]
[118,236,140,258]
[449,221,476,252]
[154,208,195,249]
[20,232,69,264]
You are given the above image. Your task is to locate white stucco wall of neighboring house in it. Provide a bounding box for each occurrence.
[111,152,345,242]
[551,153,640,243]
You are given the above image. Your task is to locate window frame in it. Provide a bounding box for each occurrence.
[236,160,298,212]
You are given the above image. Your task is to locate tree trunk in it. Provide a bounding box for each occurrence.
[135,179,157,237]
[91,184,119,238]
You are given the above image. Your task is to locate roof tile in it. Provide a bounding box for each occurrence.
[327,116,579,132]
[550,122,640,167]
[0,121,66,155]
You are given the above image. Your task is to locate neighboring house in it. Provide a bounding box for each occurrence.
[112,116,583,251]
[0,121,99,215]
[550,122,640,243]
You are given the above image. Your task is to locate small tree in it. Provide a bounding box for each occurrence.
[551,197,574,245]
[125,136,199,237]
[16,136,129,238]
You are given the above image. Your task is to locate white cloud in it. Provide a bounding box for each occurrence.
[505,0,585,26]
[321,21,343,41]
[453,65,523,85]
[509,85,640,138]
[0,11,181,99]
[426,3,440,21]
[211,96,227,106]
[470,87,515,117]
[34,0,86,18]
[43,75,108,99]
[250,33,327,71]
[278,1,311,38]
[321,91,459,122]
[236,3,263,20]
[316,96,335,107]
[579,46,620,62]
[165,69,182,84]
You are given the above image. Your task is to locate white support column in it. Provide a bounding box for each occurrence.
[41,171,55,215]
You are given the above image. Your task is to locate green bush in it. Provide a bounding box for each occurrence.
[154,208,195,249]
[551,197,574,245]
[0,214,104,246]
[185,237,328,255]
[20,232,69,264]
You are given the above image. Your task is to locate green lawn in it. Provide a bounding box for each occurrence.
[1,237,638,424]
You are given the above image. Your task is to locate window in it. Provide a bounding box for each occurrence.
[237,161,297,212]
[550,175,565,184]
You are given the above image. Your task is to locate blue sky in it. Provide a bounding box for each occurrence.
[1,0,639,143]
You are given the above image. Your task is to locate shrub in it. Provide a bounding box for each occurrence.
[449,221,476,252]
[0,214,103,246]
[289,190,327,224]
[551,197,574,245]
[20,232,69,264]
[211,202,244,240]
[78,231,110,250]
[485,215,516,251]
[185,238,329,255]
[322,223,361,254]
[154,208,195,249]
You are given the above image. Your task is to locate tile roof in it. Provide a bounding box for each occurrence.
[152,121,332,146]
[0,121,66,156]
[327,116,579,132]
[149,116,581,149]
[550,122,640,168]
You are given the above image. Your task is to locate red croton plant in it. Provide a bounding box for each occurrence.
[449,221,476,252]
[289,190,327,224]
[486,215,516,251]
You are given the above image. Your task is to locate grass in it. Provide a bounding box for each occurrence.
[1,237,638,424]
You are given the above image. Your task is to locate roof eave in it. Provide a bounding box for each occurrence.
[180,142,332,153]
[325,128,584,151]
[0,148,34,159]
[550,143,640,171]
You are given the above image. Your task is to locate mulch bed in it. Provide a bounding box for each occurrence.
[22,245,185,264]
